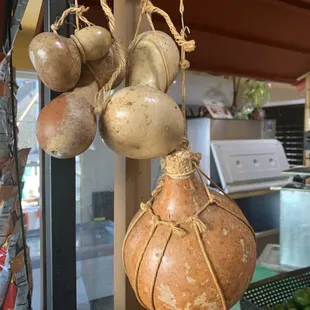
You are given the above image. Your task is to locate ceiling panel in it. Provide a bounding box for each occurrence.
[153,0,310,83]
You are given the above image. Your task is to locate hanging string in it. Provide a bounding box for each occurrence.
[50,4,93,33]
[75,0,80,30]
[179,0,189,135]
[93,0,126,114]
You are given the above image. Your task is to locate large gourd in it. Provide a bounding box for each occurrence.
[123,144,256,309]
[29,26,112,92]
[99,30,184,159]
[36,67,97,159]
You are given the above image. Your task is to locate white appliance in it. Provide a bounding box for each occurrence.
[211,139,291,193]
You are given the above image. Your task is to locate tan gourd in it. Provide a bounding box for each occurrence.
[88,44,126,89]
[128,30,180,92]
[123,144,256,310]
[29,26,112,92]
[36,67,97,159]
[99,86,184,159]
[99,30,184,159]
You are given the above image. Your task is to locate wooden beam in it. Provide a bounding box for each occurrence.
[113,1,150,309]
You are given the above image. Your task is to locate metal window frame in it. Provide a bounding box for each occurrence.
[41,1,76,309]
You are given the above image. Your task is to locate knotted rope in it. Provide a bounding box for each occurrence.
[50,3,93,34]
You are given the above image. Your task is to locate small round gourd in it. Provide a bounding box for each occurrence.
[29,26,112,92]
[123,148,256,309]
[73,26,112,61]
[128,30,180,92]
[36,69,97,159]
[29,33,81,92]
[99,85,184,159]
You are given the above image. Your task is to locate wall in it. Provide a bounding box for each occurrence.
[13,0,43,71]
[168,71,234,107]
[236,78,305,108]
[167,71,305,109]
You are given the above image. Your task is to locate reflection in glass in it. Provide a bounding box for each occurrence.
[16,72,40,310]
[76,133,114,310]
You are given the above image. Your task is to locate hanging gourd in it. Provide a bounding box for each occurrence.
[36,67,97,159]
[122,2,256,309]
[29,6,112,92]
[127,30,180,92]
[98,25,185,159]
[34,1,126,159]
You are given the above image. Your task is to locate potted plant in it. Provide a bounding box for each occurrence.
[243,79,270,120]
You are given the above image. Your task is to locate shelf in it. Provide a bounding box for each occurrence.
[229,189,275,200]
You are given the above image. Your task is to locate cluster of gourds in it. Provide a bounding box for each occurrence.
[29,20,184,160]
[29,2,257,310]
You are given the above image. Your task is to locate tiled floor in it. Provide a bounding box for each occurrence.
[77,296,114,310]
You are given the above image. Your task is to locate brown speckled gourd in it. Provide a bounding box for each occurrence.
[36,67,97,159]
[99,30,184,159]
[123,145,256,309]
[29,26,112,92]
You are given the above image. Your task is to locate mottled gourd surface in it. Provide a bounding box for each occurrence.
[123,174,256,310]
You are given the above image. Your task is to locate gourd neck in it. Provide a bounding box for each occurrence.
[165,141,197,179]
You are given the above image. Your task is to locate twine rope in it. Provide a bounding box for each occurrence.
[93,0,126,114]
[50,4,93,33]
[193,223,227,310]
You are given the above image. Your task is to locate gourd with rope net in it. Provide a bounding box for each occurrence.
[122,1,257,309]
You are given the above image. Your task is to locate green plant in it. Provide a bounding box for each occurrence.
[243,79,270,109]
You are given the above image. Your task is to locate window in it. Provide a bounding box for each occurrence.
[76,132,114,309]
[16,71,40,310]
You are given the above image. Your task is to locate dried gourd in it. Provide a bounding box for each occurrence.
[127,31,180,92]
[123,143,256,310]
[36,68,97,158]
[99,30,184,159]
[29,26,112,92]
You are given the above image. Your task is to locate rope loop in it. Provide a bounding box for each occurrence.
[50,5,92,34]
[180,59,190,70]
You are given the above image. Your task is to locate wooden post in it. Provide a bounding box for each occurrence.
[305,75,310,168]
[114,1,150,309]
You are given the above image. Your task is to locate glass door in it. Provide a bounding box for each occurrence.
[76,133,114,309]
